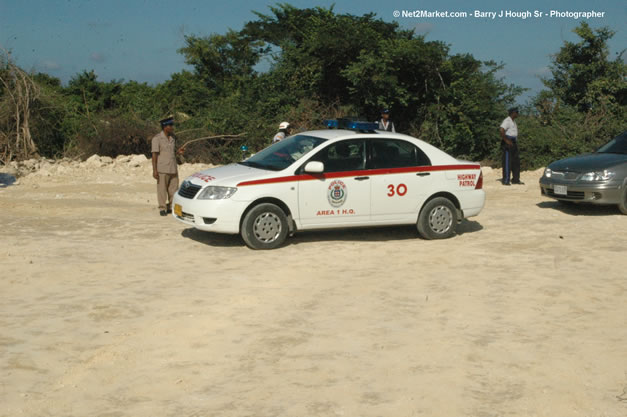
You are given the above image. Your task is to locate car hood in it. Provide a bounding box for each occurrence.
[548,153,627,172]
[184,163,276,187]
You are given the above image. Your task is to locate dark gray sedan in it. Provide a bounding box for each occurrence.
[539,131,627,214]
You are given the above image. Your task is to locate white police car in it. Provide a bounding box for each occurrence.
[173,120,485,249]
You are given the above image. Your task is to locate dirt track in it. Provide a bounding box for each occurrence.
[1,160,626,417]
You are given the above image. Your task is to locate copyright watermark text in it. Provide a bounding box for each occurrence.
[393,9,606,20]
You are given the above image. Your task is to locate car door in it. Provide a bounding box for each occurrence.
[297,139,371,227]
[368,138,433,222]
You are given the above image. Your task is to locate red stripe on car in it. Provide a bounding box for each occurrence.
[237,164,481,187]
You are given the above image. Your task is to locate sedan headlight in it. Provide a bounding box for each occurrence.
[580,170,615,182]
[197,186,238,200]
[544,168,552,178]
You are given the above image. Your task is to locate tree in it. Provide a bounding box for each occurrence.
[520,22,627,169]
[343,38,521,159]
[65,70,125,115]
[178,30,263,95]
[169,4,523,161]
[154,70,213,117]
[542,22,626,111]
[243,4,407,104]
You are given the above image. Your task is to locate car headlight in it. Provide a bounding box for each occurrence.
[197,186,238,200]
[544,168,552,178]
[580,170,615,182]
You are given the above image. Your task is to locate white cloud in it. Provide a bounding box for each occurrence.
[41,60,61,70]
[90,53,106,63]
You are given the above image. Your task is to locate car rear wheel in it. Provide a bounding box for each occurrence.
[417,197,457,239]
[241,203,288,249]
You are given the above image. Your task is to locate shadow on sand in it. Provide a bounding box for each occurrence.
[181,219,483,249]
[536,200,622,216]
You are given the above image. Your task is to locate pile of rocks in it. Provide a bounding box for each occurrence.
[0,154,213,186]
[1,154,151,178]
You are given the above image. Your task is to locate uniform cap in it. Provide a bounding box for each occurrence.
[279,121,290,129]
[160,117,174,128]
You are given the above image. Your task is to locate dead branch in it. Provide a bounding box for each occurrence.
[178,133,246,150]
[0,47,40,159]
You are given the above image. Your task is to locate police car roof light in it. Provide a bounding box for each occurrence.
[323,119,378,132]
[348,121,379,131]
[324,119,339,129]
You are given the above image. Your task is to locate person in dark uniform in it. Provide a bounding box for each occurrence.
[377,109,396,132]
[499,107,523,185]
[151,117,184,216]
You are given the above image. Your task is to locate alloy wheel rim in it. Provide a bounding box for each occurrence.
[429,206,453,234]
[253,212,282,242]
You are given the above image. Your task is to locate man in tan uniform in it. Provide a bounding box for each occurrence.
[151,117,182,216]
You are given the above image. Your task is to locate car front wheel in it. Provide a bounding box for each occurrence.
[417,197,457,239]
[241,203,289,249]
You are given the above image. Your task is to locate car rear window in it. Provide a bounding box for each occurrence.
[369,139,431,169]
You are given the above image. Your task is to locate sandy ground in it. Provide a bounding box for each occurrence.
[1,159,626,417]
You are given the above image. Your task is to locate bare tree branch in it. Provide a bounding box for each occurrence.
[178,133,246,151]
[0,46,40,160]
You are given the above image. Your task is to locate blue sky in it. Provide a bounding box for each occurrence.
[1,0,624,104]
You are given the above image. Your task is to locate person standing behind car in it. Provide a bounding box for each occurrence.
[499,107,523,185]
[152,116,184,216]
[378,109,396,133]
[273,122,291,143]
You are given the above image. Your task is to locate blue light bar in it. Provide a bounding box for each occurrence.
[348,121,379,131]
[323,119,379,131]
[325,119,339,128]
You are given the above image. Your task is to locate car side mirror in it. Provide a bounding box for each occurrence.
[304,161,324,173]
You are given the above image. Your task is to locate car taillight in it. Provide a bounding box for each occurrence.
[475,171,483,189]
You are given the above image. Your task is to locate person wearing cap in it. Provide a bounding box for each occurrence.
[378,109,396,133]
[151,117,184,216]
[499,107,523,185]
[273,122,291,143]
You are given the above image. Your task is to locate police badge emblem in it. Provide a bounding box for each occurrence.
[327,180,347,207]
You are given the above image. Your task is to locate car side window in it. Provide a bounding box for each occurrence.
[307,140,366,173]
[370,139,431,169]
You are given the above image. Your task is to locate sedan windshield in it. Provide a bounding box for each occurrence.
[597,131,627,154]
[239,135,327,171]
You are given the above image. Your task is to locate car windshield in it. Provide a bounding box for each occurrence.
[239,135,327,171]
[596,131,627,154]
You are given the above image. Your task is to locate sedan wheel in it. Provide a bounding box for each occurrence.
[417,197,457,239]
[241,203,288,249]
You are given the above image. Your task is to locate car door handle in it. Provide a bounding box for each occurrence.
[416,172,430,177]
[354,176,370,181]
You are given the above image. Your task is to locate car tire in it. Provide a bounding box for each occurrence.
[241,203,289,249]
[619,185,627,215]
[417,197,457,240]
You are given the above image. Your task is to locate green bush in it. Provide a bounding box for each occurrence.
[69,113,154,159]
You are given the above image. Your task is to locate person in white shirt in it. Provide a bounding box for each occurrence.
[499,107,523,185]
[273,122,291,143]
[378,109,396,133]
